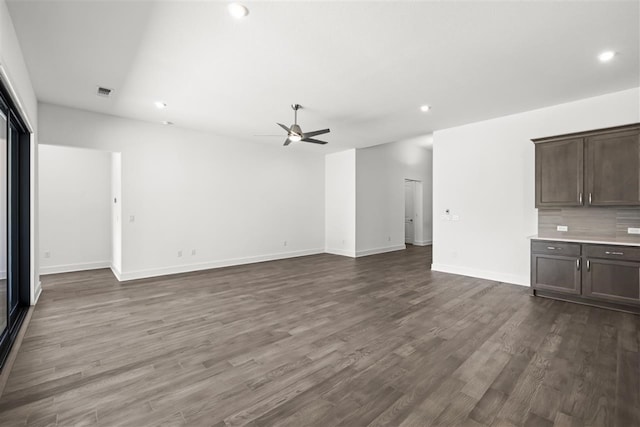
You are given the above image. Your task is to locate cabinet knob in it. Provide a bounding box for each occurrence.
[588,193,592,205]
[546,246,560,250]
[576,258,581,270]
[579,193,583,205]
[587,259,591,272]
[605,251,624,256]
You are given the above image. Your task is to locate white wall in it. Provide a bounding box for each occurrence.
[356,136,433,256]
[0,0,39,303]
[325,149,356,257]
[38,103,325,280]
[432,87,640,286]
[39,145,112,274]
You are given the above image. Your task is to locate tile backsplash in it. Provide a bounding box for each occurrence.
[538,207,640,243]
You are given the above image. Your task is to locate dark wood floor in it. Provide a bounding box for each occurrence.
[0,245,638,426]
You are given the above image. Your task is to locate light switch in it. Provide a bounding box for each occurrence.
[557,225,568,232]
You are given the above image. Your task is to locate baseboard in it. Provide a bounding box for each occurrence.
[33,282,42,305]
[40,261,111,275]
[356,245,406,257]
[431,263,529,287]
[116,248,325,281]
[110,264,123,281]
[325,248,357,258]
[413,240,432,247]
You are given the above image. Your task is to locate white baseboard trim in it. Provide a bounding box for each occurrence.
[116,248,325,282]
[40,261,111,275]
[413,240,432,246]
[356,244,406,258]
[431,263,529,287]
[110,264,123,281]
[33,281,42,305]
[325,248,357,258]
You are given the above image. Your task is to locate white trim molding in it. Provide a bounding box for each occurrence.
[325,248,357,258]
[431,263,529,287]
[116,248,325,282]
[356,244,406,258]
[40,261,111,275]
[412,240,432,247]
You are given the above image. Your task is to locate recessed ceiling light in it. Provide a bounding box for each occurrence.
[161,121,173,126]
[228,3,249,19]
[598,51,616,62]
[155,101,167,109]
[420,105,431,112]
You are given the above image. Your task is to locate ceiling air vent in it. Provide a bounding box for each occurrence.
[96,86,113,97]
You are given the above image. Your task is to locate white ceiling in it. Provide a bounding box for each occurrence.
[7,1,640,152]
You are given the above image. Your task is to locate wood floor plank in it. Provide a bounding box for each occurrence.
[0,245,637,426]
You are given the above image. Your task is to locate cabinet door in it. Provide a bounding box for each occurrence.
[531,254,581,294]
[583,258,640,305]
[586,129,640,206]
[535,138,584,207]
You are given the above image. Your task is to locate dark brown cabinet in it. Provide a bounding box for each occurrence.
[531,241,582,295]
[535,138,583,207]
[582,244,640,305]
[586,129,640,206]
[533,124,640,208]
[531,240,640,312]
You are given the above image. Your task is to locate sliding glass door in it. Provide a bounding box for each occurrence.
[0,83,31,368]
[0,110,6,336]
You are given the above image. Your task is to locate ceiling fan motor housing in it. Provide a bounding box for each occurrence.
[290,124,303,136]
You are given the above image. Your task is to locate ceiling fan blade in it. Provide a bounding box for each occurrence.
[303,128,330,138]
[283,138,292,146]
[276,123,290,133]
[301,137,328,145]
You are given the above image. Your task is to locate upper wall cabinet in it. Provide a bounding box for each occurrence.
[533,124,640,208]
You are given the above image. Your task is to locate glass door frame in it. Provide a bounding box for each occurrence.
[0,81,31,369]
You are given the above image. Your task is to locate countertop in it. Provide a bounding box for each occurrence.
[529,235,640,247]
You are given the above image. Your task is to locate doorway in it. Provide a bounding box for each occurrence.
[404,179,423,245]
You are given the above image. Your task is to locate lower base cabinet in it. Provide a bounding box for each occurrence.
[531,240,640,312]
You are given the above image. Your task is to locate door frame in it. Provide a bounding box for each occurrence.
[0,77,32,369]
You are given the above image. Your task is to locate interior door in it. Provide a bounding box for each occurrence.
[404,180,414,244]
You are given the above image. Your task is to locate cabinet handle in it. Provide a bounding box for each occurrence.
[576,258,581,271]
[579,193,583,205]
[605,251,624,256]
[588,193,592,205]
[546,246,561,250]
[587,259,590,271]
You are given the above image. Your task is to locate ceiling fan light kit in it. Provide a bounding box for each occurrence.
[277,104,330,146]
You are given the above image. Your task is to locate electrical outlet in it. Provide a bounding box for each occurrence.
[388,236,391,241]
[129,215,135,223]
[177,250,182,257]
[283,241,287,246]
[452,215,460,221]
[557,225,568,232]
[44,251,50,259]
[628,227,640,234]
[191,249,196,255]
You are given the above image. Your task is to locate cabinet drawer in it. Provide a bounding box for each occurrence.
[583,244,640,262]
[531,240,581,257]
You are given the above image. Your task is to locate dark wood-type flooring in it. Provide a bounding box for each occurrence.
[0,246,638,426]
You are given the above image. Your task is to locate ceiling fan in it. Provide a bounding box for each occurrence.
[277,104,330,146]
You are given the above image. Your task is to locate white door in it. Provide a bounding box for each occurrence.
[404,180,414,244]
